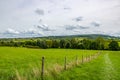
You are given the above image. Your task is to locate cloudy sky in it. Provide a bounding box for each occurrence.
[0,0,120,38]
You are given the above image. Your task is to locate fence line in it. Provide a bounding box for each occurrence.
[41,52,101,80]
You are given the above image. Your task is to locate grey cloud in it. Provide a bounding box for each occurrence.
[91,21,101,27]
[35,9,44,15]
[114,4,120,8]
[78,26,89,29]
[93,30,105,34]
[72,16,83,22]
[37,24,55,31]
[39,19,42,23]
[65,25,77,30]
[1,28,44,38]
[65,25,89,30]
[113,31,120,36]
[47,10,51,13]
[63,6,71,10]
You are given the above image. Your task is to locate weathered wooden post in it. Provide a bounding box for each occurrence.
[41,57,44,80]
[64,56,67,70]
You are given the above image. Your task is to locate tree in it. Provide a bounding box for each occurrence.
[60,39,66,48]
[46,40,52,48]
[36,40,47,49]
[77,43,84,49]
[89,41,99,50]
[108,40,119,50]
[65,41,71,48]
[95,37,105,50]
[70,38,77,48]
[82,39,91,49]
[40,41,47,49]
[52,40,59,48]
[36,40,41,47]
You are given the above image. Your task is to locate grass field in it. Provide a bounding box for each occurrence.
[0,47,120,80]
[56,51,120,80]
[0,47,97,80]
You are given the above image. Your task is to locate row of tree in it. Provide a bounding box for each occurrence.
[0,37,119,50]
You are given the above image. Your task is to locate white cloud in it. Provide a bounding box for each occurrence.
[1,28,44,38]
[4,28,20,34]
[23,28,44,35]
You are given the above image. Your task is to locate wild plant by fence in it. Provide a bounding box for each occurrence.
[40,52,101,80]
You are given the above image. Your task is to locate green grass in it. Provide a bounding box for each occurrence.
[55,51,120,80]
[0,47,97,80]
[0,47,120,80]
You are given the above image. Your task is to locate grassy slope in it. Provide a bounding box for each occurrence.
[55,51,120,80]
[0,47,97,80]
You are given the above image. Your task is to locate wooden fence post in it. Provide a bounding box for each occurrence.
[41,57,44,80]
[64,56,67,70]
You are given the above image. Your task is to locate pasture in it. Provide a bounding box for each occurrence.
[0,47,120,80]
[0,47,97,80]
[57,51,120,80]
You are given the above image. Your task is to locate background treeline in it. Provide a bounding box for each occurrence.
[0,37,119,51]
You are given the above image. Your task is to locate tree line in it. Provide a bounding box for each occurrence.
[0,37,119,51]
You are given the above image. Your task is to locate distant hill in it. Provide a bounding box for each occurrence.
[43,34,119,39]
[0,34,119,40]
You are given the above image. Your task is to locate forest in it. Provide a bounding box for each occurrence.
[0,36,119,51]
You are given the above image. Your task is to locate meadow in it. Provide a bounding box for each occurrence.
[56,51,120,80]
[0,47,97,80]
[0,47,120,80]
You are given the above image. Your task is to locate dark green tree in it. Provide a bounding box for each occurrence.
[52,40,59,48]
[95,37,105,50]
[65,42,71,48]
[70,38,77,48]
[89,41,99,50]
[108,40,119,50]
[60,39,65,48]
[77,43,84,49]
[40,41,47,49]
[82,39,91,49]
[36,40,47,49]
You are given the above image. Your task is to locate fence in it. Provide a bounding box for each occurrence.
[40,52,101,80]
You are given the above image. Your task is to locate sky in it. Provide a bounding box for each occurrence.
[0,0,120,38]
